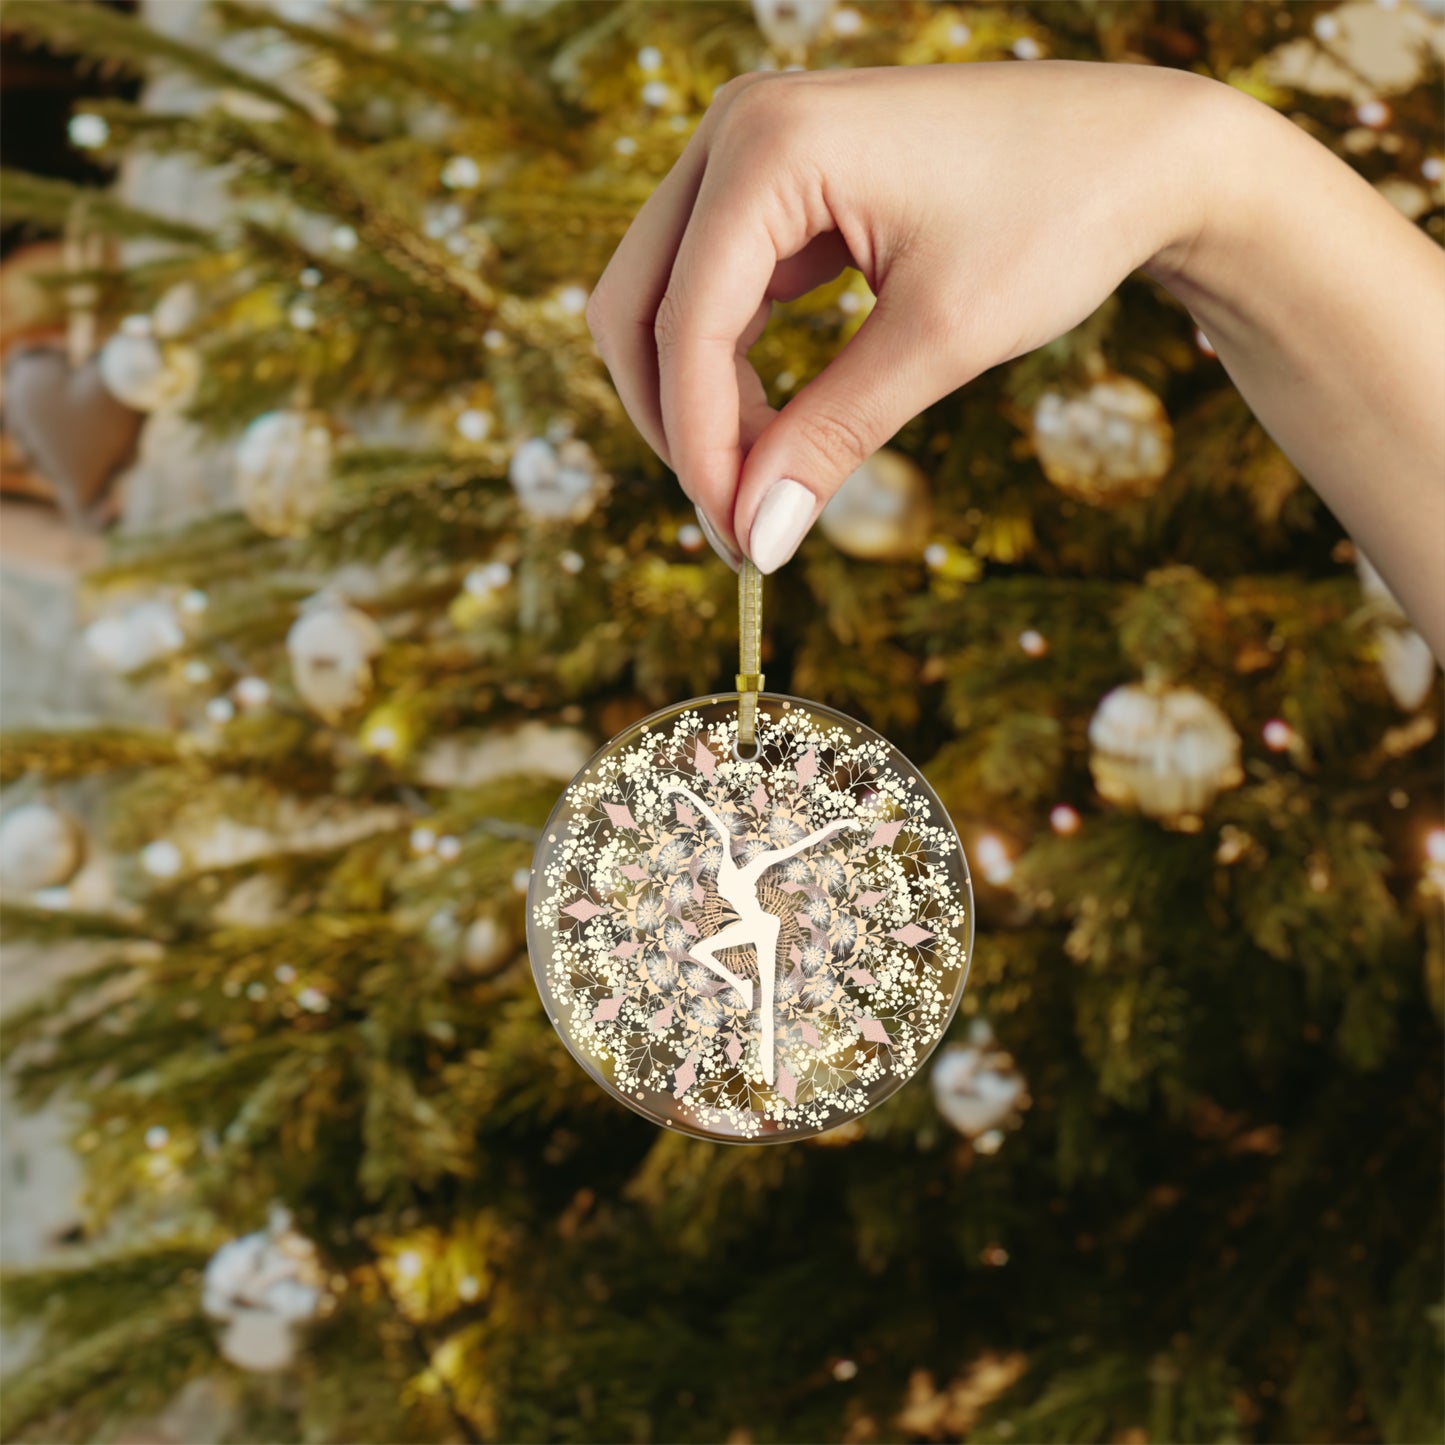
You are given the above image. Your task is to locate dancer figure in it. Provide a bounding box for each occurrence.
[666,783,859,1085]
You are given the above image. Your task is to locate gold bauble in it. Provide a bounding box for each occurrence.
[751,0,835,55]
[235,410,339,538]
[1032,374,1172,505]
[0,802,86,893]
[1088,682,1242,824]
[818,447,932,562]
[1357,553,1437,711]
[286,597,384,722]
[462,914,513,975]
[97,332,200,413]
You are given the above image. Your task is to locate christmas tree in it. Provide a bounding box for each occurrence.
[2,2,1442,1442]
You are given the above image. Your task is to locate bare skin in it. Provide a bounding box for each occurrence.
[586,62,1445,659]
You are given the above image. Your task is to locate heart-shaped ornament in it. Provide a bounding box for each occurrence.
[2,346,144,529]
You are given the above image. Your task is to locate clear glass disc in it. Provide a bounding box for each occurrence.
[527,694,974,1143]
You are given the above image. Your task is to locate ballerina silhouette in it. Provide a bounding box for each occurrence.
[665,783,860,1086]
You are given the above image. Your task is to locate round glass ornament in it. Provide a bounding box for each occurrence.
[527,694,974,1143]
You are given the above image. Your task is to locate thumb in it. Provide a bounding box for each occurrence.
[733,281,966,574]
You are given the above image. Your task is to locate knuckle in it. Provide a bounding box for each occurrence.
[653,289,686,358]
[793,404,874,475]
[711,73,761,109]
[584,285,613,353]
[713,75,798,155]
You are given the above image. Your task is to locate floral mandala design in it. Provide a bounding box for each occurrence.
[528,696,974,1142]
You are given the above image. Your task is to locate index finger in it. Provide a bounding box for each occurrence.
[586,139,712,469]
[656,153,810,549]
[585,75,770,472]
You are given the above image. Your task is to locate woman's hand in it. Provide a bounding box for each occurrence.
[586,61,1445,656]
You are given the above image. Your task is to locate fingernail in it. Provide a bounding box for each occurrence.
[748,478,816,575]
[695,505,741,572]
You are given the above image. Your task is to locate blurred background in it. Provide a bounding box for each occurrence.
[0,2,1441,1442]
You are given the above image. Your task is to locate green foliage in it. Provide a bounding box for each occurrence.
[0,169,212,249]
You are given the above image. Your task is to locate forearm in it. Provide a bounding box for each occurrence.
[1146,82,1445,659]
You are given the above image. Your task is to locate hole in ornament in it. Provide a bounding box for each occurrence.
[732,736,761,762]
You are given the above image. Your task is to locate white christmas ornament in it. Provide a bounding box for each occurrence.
[0,803,85,894]
[819,448,933,562]
[98,331,200,413]
[84,600,184,673]
[286,597,384,722]
[1032,375,1173,504]
[1356,554,1437,710]
[930,1020,1029,1141]
[751,0,835,54]
[508,436,601,521]
[1088,682,1243,822]
[203,1208,328,1373]
[236,411,337,537]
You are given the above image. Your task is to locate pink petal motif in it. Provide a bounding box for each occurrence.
[682,919,700,936]
[673,1053,697,1097]
[725,1034,743,1065]
[751,782,770,812]
[848,967,878,987]
[796,747,818,786]
[563,897,606,921]
[591,996,624,1022]
[694,739,716,779]
[692,882,706,905]
[800,1021,821,1047]
[776,1063,798,1103]
[604,802,637,830]
[890,923,935,947]
[789,945,803,964]
[778,879,805,893]
[613,941,639,957]
[620,864,650,882]
[858,1016,892,1045]
[869,819,904,849]
[855,890,885,909]
[651,1005,674,1030]
[675,799,696,827]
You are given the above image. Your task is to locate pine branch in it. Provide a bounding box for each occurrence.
[68,100,495,313]
[212,0,572,147]
[1,0,307,115]
[0,169,213,248]
[0,728,179,785]
[0,1269,213,1441]
[0,903,151,945]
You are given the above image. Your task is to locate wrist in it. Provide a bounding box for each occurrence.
[1140,78,1306,336]
[1141,75,1272,292]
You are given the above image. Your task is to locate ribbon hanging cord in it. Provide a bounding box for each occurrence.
[737,560,764,753]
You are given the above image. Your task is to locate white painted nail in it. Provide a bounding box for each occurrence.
[748,478,816,575]
[694,505,741,571]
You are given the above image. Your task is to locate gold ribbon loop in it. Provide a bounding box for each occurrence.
[738,560,764,752]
